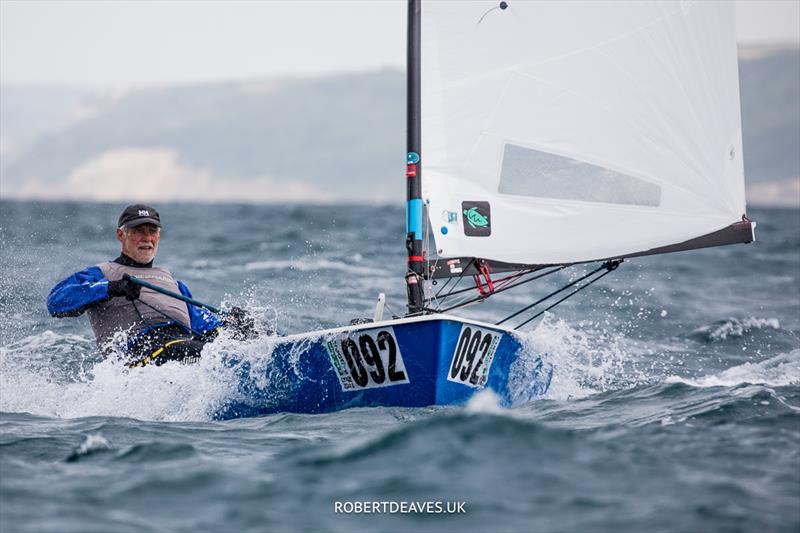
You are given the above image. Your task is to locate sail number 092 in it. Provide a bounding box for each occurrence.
[327,328,410,391]
[447,326,500,388]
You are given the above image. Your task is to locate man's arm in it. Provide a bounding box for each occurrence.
[177,281,223,334]
[47,266,110,317]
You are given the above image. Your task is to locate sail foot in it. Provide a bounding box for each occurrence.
[622,218,756,260]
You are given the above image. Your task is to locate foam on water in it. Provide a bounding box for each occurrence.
[666,349,800,388]
[66,434,114,462]
[464,389,505,414]
[690,316,781,342]
[242,257,381,276]
[3,316,632,422]
[0,325,286,422]
[1,310,794,422]
[510,313,646,402]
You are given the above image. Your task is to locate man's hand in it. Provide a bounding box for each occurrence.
[108,278,142,301]
[223,306,258,340]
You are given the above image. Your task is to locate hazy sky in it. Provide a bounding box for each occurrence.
[2,0,798,88]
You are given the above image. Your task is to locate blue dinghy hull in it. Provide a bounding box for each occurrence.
[217,315,552,419]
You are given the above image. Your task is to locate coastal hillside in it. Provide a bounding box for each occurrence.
[1,47,797,205]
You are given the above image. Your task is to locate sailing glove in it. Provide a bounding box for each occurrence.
[108,278,142,301]
[223,306,258,341]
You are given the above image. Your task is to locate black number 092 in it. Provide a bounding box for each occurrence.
[450,327,494,385]
[340,331,406,387]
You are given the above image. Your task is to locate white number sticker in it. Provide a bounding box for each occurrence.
[325,327,410,391]
[447,325,500,388]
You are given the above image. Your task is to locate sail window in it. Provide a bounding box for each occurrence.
[498,143,662,207]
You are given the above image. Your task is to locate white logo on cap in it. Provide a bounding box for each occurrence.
[138,210,150,216]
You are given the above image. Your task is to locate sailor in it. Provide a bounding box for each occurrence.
[47,204,255,367]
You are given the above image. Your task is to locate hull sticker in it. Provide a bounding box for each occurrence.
[447,259,462,274]
[325,326,410,391]
[447,325,501,388]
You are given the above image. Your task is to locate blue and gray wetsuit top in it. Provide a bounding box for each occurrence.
[47,254,221,354]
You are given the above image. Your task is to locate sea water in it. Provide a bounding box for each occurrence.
[1,201,798,532]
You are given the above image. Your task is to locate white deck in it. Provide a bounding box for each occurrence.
[281,313,517,343]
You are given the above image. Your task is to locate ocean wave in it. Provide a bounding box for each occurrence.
[294,409,572,469]
[689,317,781,343]
[3,321,795,424]
[0,329,284,422]
[242,258,381,276]
[0,330,99,373]
[65,433,114,462]
[512,314,649,402]
[666,350,800,388]
[464,389,506,414]
[114,441,200,463]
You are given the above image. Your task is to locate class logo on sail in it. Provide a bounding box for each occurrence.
[462,201,491,237]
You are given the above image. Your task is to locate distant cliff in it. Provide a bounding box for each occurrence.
[1,47,797,205]
[739,47,800,191]
[0,72,404,202]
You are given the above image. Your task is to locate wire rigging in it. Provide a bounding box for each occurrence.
[495,264,610,326]
[413,258,622,330]
[512,260,622,330]
[426,264,566,313]
[433,265,561,304]
[432,258,475,299]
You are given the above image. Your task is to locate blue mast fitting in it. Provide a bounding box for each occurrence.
[406,198,423,241]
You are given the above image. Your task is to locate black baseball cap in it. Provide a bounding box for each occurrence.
[118,204,161,229]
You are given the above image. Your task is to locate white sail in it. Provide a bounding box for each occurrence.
[421,0,747,265]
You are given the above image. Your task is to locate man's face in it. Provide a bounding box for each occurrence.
[117,224,161,264]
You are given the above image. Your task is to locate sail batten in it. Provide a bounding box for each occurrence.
[420,0,750,266]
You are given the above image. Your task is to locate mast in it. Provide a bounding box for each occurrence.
[405,0,425,315]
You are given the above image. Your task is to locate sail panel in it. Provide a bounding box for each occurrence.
[421,0,746,265]
[498,143,662,207]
